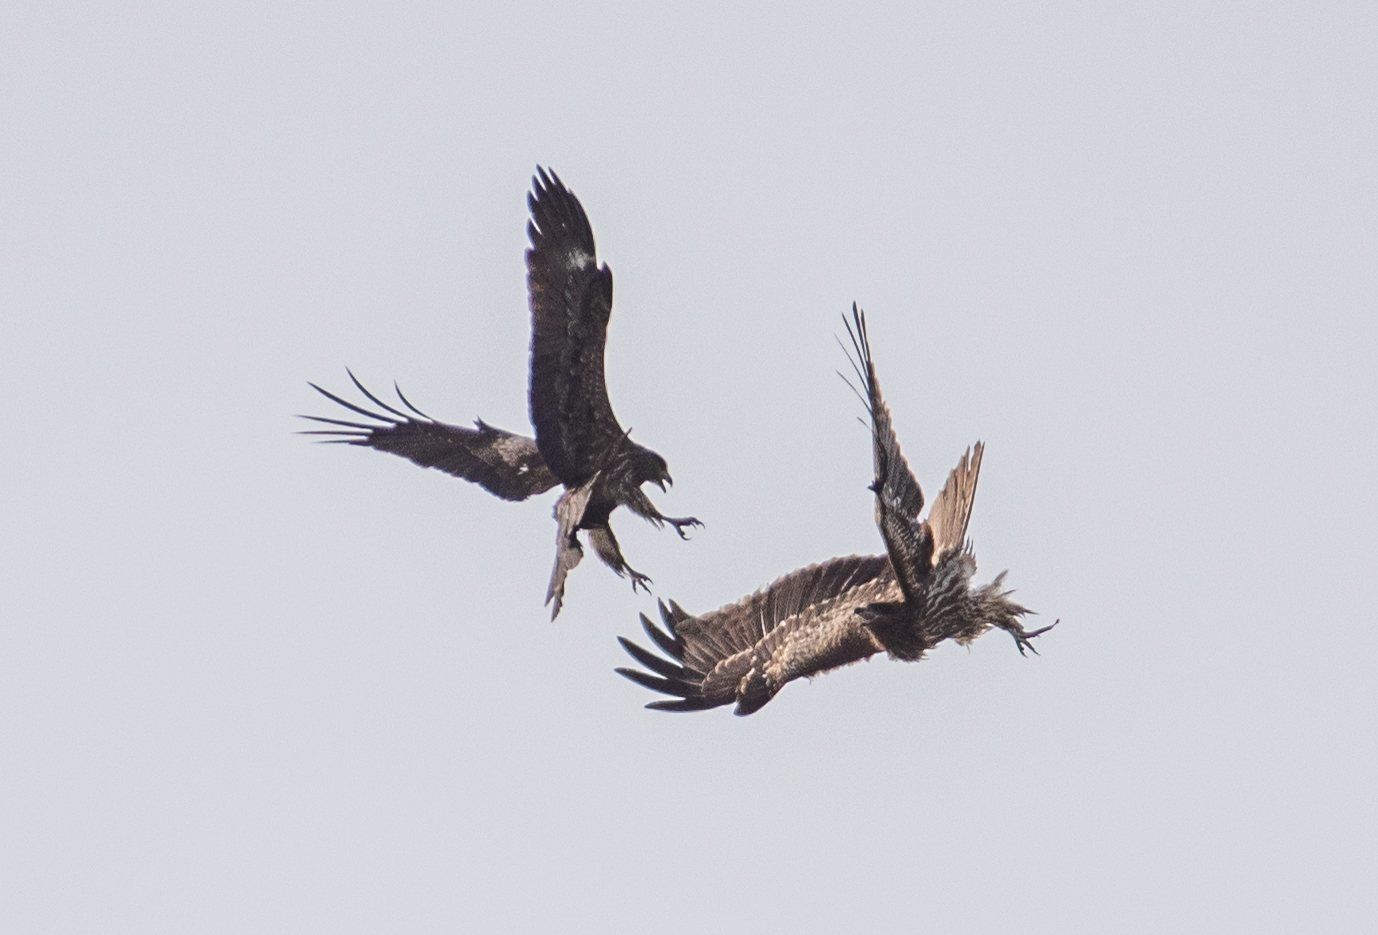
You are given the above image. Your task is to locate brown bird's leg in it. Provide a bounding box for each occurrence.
[587,524,652,594]
[995,618,1059,656]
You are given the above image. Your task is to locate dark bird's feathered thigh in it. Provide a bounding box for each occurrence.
[618,305,1054,714]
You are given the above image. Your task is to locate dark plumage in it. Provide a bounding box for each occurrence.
[300,372,558,501]
[617,305,1054,715]
[302,168,698,617]
[524,168,701,616]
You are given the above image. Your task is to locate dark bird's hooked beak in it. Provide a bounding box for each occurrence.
[656,474,673,491]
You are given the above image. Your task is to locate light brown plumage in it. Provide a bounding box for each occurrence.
[617,305,1055,714]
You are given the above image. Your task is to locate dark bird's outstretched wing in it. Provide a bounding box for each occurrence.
[927,442,983,559]
[841,305,933,602]
[616,555,897,715]
[526,167,626,486]
[300,371,558,501]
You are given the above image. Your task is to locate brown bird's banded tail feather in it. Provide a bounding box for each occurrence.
[928,442,984,558]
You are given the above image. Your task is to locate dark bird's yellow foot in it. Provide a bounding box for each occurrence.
[669,516,703,540]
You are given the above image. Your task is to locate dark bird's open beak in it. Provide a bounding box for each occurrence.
[656,475,672,491]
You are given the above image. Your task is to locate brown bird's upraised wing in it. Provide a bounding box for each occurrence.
[300,371,558,502]
[526,167,627,486]
[927,442,983,559]
[616,555,897,715]
[841,305,933,602]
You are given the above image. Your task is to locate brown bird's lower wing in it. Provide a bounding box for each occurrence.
[300,371,558,502]
[617,554,897,715]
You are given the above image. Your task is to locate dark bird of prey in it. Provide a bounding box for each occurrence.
[617,305,1054,714]
[300,168,700,617]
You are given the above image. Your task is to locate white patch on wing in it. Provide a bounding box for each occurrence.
[564,247,592,271]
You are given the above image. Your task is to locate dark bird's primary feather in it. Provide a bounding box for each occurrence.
[299,371,557,501]
[526,167,623,487]
[618,305,1054,714]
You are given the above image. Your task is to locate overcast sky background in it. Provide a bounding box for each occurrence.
[4,2,1376,932]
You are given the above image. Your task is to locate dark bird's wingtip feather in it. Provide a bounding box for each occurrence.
[346,371,409,421]
[391,381,432,421]
[305,380,401,425]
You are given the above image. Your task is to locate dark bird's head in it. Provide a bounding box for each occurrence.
[631,448,673,491]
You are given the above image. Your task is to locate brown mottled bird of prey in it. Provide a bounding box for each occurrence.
[617,305,1054,714]
[300,168,700,617]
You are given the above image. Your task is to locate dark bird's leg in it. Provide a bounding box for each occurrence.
[547,483,596,620]
[545,532,583,621]
[624,489,703,539]
[587,525,652,594]
[995,618,1059,656]
[659,514,703,540]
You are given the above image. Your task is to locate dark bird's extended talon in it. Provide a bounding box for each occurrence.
[670,517,703,540]
[629,570,654,594]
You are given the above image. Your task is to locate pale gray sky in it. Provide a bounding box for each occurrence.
[4,2,1376,931]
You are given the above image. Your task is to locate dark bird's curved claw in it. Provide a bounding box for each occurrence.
[629,569,654,595]
[669,516,703,540]
[1013,619,1059,656]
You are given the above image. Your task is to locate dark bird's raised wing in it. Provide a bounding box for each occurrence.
[526,167,626,486]
[841,305,933,602]
[616,555,897,715]
[300,371,558,502]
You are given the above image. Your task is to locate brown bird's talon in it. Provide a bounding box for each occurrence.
[616,309,1057,716]
[1013,620,1058,656]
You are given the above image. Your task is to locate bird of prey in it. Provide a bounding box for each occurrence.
[301,168,700,617]
[617,305,1054,714]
